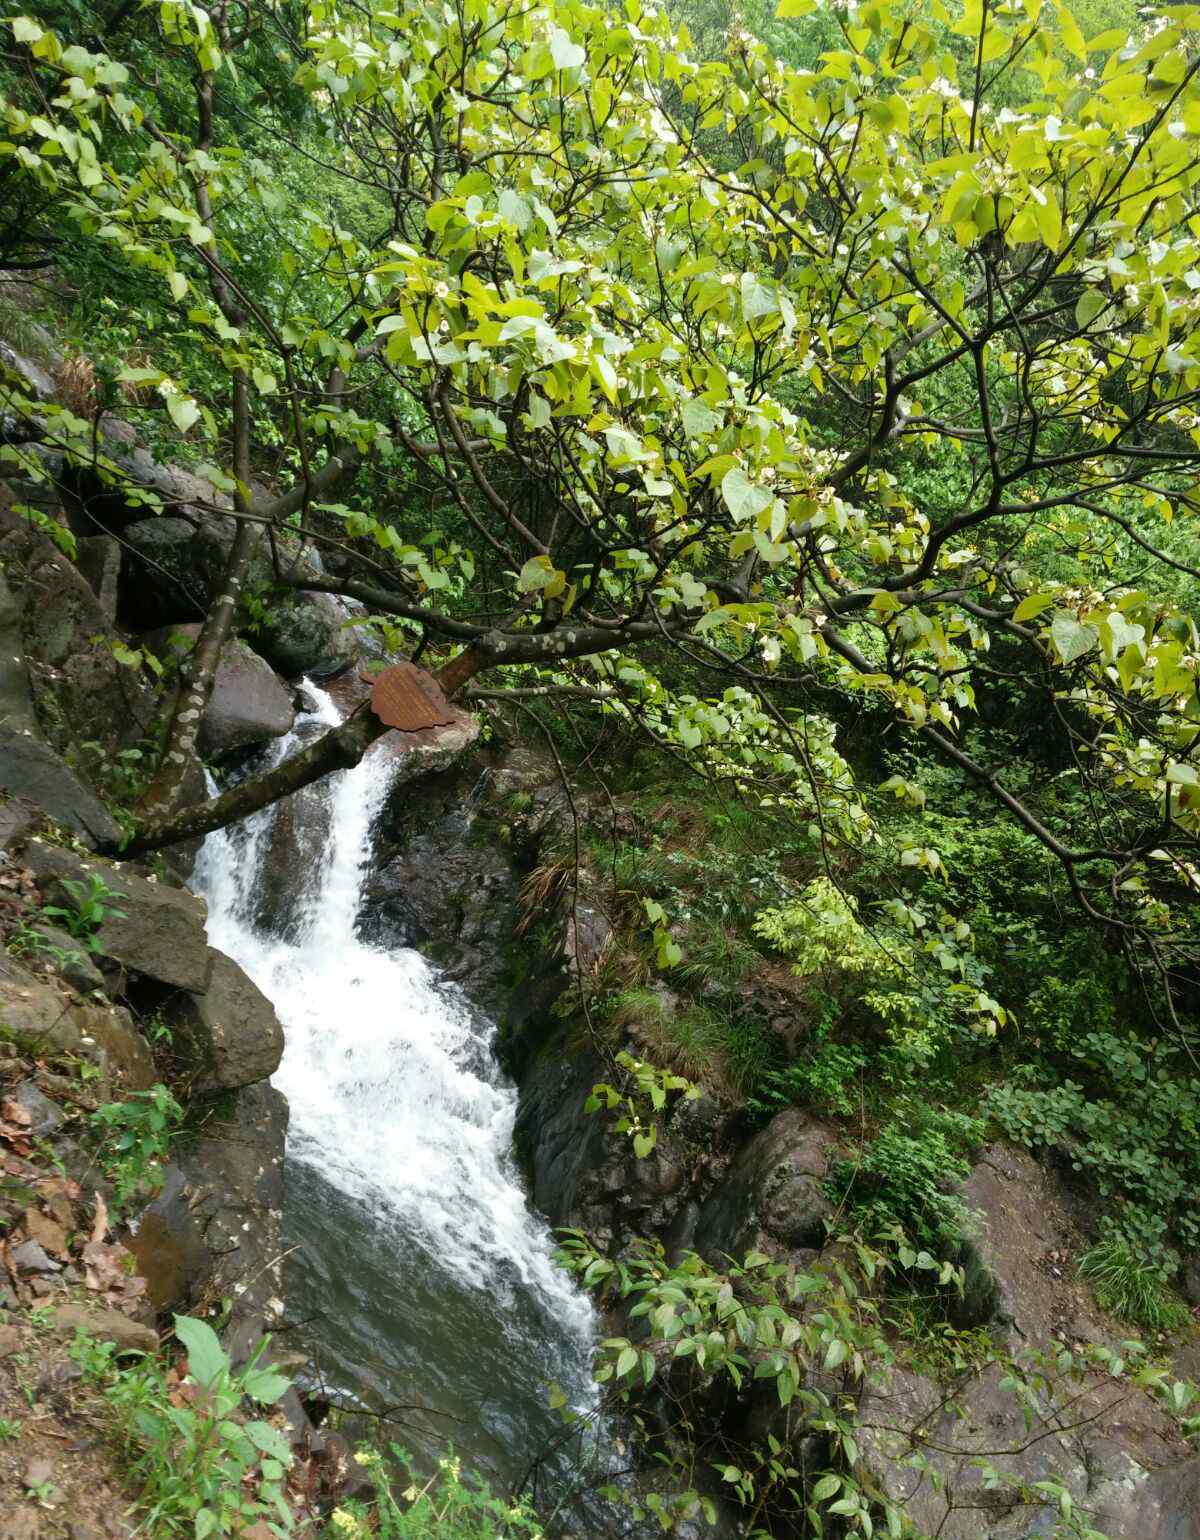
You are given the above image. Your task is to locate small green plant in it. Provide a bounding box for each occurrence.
[91,1084,183,1211]
[1079,1236,1191,1333]
[73,1315,295,1536]
[585,1050,699,1158]
[748,1022,869,1122]
[6,917,87,974]
[42,874,127,954]
[0,1416,20,1440]
[826,1104,984,1253]
[325,1447,544,1539]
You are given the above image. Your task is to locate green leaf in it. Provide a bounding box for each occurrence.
[813,1474,842,1502]
[1074,290,1106,330]
[173,1315,226,1388]
[1050,614,1099,664]
[616,1345,638,1377]
[549,27,585,69]
[241,1367,291,1404]
[1013,592,1056,622]
[720,466,772,522]
[165,394,201,435]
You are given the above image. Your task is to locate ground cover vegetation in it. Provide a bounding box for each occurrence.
[5,0,1200,1532]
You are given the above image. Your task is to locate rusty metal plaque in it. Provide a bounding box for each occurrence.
[368,660,457,733]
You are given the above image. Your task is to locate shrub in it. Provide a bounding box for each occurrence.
[988,1031,1200,1272]
[326,1448,543,1539]
[73,1315,294,1537]
[826,1104,984,1253]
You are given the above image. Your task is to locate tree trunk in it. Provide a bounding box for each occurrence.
[116,646,488,857]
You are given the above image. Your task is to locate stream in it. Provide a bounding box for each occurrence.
[191,682,600,1496]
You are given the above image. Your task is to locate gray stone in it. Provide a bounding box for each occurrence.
[141,623,294,761]
[26,922,105,993]
[0,952,155,1090]
[694,1107,838,1262]
[75,534,121,624]
[173,1082,289,1335]
[0,728,120,848]
[119,515,216,626]
[0,338,55,400]
[47,1302,157,1354]
[11,1079,64,1137]
[176,947,284,1090]
[0,561,36,734]
[24,842,211,990]
[252,588,362,677]
[11,1238,60,1273]
[0,484,158,764]
[0,794,40,854]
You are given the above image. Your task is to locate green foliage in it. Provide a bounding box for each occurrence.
[324,1448,543,1539]
[989,1032,1200,1272]
[559,1224,1198,1538]
[73,1315,294,1537]
[748,1023,869,1122]
[827,1105,985,1253]
[41,874,126,954]
[90,1084,182,1213]
[586,1050,699,1158]
[1078,1237,1190,1334]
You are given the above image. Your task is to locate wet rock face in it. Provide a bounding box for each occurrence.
[692,1108,838,1263]
[173,949,284,1092]
[129,1083,289,1343]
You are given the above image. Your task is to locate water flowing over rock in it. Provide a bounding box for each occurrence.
[192,681,599,1488]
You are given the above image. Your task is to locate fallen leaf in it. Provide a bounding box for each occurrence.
[21,1205,69,1259]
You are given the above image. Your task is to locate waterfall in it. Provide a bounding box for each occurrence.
[192,682,598,1487]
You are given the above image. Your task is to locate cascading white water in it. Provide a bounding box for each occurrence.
[192,683,597,1483]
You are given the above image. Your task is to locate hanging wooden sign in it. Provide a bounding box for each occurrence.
[366,660,457,733]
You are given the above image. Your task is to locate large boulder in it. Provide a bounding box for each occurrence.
[174,948,284,1091]
[142,623,295,761]
[250,588,363,678]
[120,514,233,628]
[0,478,158,765]
[0,952,154,1090]
[857,1356,1187,1540]
[0,728,121,849]
[693,1107,839,1263]
[24,842,211,992]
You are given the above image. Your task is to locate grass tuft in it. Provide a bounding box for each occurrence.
[1079,1236,1190,1332]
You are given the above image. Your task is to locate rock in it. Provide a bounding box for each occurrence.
[11,1238,60,1273]
[47,1302,157,1354]
[0,729,121,848]
[0,1505,40,1539]
[252,588,362,677]
[174,948,284,1090]
[125,1165,211,1313]
[119,514,231,628]
[954,1142,1102,1335]
[172,1082,289,1335]
[0,338,55,400]
[27,922,106,992]
[857,1357,1185,1540]
[0,1324,20,1356]
[75,534,121,624]
[141,623,294,761]
[0,561,37,734]
[0,952,155,1090]
[11,1079,64,1136]
[25,842,211,991]
[1181,1256,1200,1308]
[694,1108,838,1263]
[0,793,41,855]
[0,488,158,765]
